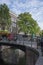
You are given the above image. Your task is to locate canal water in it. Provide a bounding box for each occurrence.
[0,46,26,65]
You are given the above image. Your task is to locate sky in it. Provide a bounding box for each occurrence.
[0,0,43,30]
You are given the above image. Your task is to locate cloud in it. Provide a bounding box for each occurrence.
[0,0,10,5]
[38,22,43,30]
[0,0,43,29]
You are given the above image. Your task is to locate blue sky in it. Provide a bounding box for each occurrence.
[0,0,43,30]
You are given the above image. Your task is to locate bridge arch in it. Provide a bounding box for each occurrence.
[0,41,26,52]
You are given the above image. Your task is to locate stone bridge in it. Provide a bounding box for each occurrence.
[0,41,39,65]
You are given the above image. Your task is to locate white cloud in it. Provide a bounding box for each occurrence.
[38,22,43,30]
[0,0,10,5]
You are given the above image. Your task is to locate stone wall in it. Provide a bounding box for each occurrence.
[26,47,39,65]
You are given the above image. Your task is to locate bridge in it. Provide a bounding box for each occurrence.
[0,40,42,65]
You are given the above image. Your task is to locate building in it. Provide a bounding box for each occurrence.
[9,11,17,34]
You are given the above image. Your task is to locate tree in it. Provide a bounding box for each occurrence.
[17,12,40,35]
[40,30,43,36]
[0,3,11,30]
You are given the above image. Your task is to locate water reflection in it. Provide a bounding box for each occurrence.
[1,46,26,65]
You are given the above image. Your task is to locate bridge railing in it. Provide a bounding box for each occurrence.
[0,36,38,49]
[16,37,37,49]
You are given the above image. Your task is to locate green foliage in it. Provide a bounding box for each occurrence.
[17,12,40,35]
[40,30,43,36]
[0,3,11,30]
[0,30,10,35]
